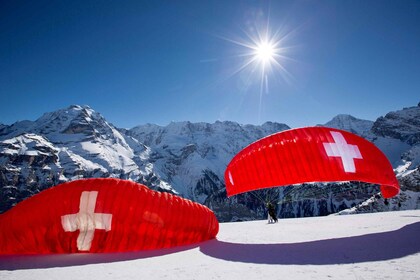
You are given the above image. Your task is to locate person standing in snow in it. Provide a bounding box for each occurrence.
[267,202,278,223]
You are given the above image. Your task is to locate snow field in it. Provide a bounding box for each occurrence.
[1,210,419,280]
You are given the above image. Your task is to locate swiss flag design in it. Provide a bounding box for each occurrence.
[61,191,112,251]
[0,179,219,254]
[225,127,400,199]
[323,131,363,173]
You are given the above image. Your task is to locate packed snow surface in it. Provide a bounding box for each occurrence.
[1,210,419,280]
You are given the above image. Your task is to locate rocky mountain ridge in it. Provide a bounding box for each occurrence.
[1,103,419,221]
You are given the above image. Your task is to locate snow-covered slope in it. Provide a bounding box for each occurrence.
[367,105,420,172]
[1,210,419,280]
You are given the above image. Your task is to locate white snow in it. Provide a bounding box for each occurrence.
[373,136,411,167]
[1,210,419,280]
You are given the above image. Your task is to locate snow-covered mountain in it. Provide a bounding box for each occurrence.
[372,105,420,170]
[127,121,289,200]
[321,114,374,136]
[1,103,419,220]
[0,105,173,213]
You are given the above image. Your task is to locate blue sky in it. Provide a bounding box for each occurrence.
[1,0,419,129]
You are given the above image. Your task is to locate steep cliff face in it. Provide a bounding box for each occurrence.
[1,104,419,221]
[0,134,62,211]
[372,105,420,145]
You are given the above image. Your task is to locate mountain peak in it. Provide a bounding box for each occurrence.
[332,114,357,120]
[68,104,91,110]
[33,105,110,136]
[322,114,373,136]
[0,105,116,142]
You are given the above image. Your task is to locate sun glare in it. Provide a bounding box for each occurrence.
[254,41,275,65]
[216,15,296,122]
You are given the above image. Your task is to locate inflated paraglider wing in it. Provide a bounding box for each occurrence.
[225,127,399,198]
[0,178,219,254]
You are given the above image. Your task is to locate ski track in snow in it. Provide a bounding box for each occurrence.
[1,210,420,280]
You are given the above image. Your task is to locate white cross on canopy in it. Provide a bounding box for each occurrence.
[323,131,363,173]
[61,191,112,251]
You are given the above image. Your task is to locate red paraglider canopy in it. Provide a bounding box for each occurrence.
[225,127,400,198]
[0,178,219,254]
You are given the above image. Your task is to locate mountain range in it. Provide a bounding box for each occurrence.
[1,103,419,221]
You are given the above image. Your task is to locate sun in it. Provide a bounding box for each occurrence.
[213,17,296,122]
[254,41,276,65]
[238,29,288,77]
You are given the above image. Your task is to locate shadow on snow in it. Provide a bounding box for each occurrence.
[1,222,419,270]
[0,243,200,270]
[200,221,420,265]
